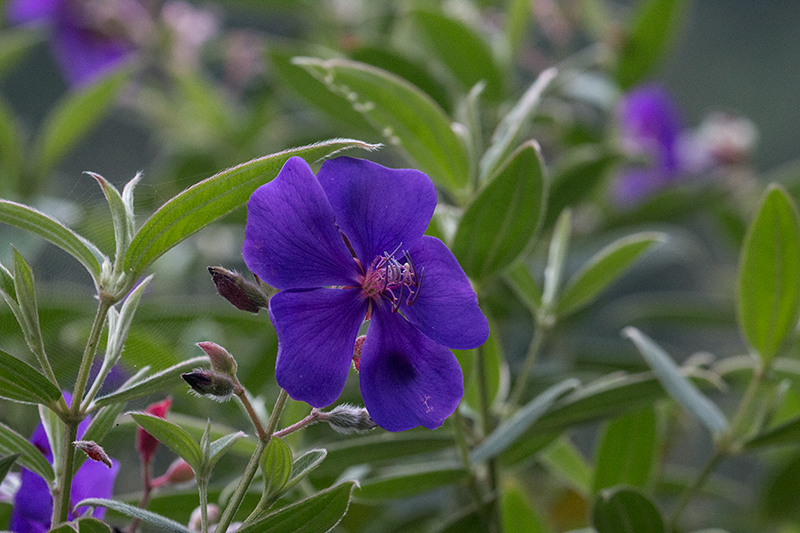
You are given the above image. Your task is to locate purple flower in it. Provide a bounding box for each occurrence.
[613,84,687,204]
[243,157,489,432]
[10,396,119,532]
[6,0,144,87]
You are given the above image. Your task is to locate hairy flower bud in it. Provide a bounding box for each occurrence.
[323,404,377,434]
[73,440,113,468]
[182,370,235,401]
[352,335,366,372]
[197,341,238,376]
[152,458,195,487]
[137,397,172,465]
[208,266,267,313]
[189,503,220,532]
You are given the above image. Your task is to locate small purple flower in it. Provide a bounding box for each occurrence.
[243,157,489,432]
[6,0,145,87]
[613,84,686,204]
[10,395,119,532]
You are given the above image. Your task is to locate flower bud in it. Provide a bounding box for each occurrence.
[208,266,267,313]
[182,370,235,401]
[323,404,377,434]
[73,440,113,468]
[352,335,366,372]
[137,397,172,465]
[190,503,220,532]
[152,458,195,487]
[197,341,238,376]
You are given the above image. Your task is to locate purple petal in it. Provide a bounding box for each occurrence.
[399,236,488,350]
[613,168,671,205]
[618,84,683,173]
[271,287,368,407]
[52,23,132,87]
[5,0,61,25]
[10,468,52,533]
[243,157,360,290]
[71,459,120,520]
[360,305,464,431]
[316,157,436,265]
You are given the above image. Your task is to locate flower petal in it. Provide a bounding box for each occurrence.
[360,306,464,431]
[317,157,436,264]
[399,236,489,350]
[71,459,120,520]
[5,0,61,25]
[243,157,360,290]
[271,287,368,407]
[10,468,51,533]
[53,23,132,87]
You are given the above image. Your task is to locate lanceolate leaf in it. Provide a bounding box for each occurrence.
[623,327,728,434]
[74,498,191,533]
[593,408,657,492]
[130,413,202,470]
[284,448,327,493]
[0,421,54,483]
[452,141,547,281]
[356,464,468,501]
[236,481,356,533]
[0,349,60,405]
[738,184,800,363]
[294,58,469,191]
[592,486,665,533]
[12,249,48,368]
[558,232,665,317]
[123,139,377,276]
[0,199,104,280]
[260,437,293,504]
[744,414,800,450]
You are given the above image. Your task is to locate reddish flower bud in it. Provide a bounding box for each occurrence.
[73,440,113,468]
[182,370,236,401]
[137,397,172,465]
[208,266,267,313]
[352,335,366,372]
[197,341,238,376]
[151,458,195,487]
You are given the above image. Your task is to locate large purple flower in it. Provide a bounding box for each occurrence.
[6,0,143,87]
[10,397,119,532]
[243,157,489,431]
[613,84,686,204]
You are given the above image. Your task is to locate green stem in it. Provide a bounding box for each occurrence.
[72,297,114,411]
[51,421,78,525]
[451,413,490,530]
[508,321,548,410]
[215,389,289,533]
[475,344,501,533]
[667,451,723,529]
[199,478,210,533]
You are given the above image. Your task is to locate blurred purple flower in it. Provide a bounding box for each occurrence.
[243,157,489,432]
[9,394,119,533]
[6,0,146,87]
[613,84,687,204]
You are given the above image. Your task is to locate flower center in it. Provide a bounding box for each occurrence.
[360,245,423,312]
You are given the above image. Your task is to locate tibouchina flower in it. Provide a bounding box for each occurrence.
[6,0,145,87]
[613,84,686,204]
[10,396,120,532]
[243,157,489,431]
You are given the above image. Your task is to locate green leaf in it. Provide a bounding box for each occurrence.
[593,408,657,492]
[48,524,78,533]
[260,437,293,504]
[0,28,42,76]
[539,437,593,497]
[0,421,53,483]
[12,249,50,373]
[356,463,468,502]
[0,453,20,482]
[541,210,572,313]
[737,184,800,363]
[34,68,131,175]
[130,413,202,470]
[86,172,138,269]
[410,9,504,101]
[0,348,60,405]
[479,68,557,181]
[623,327,728,434]
[208,431,247,469]
[123,139,377,276]
[505,262,542,315]
[616,0,686,89]
[500,478,551,533]
[76,517,113,533]
[0,96,25,188]
[452,141,547,281]
[558,232,665,317]
[294,58,469,191]
[93,355,209,408]
[744,414,800,450]
[470,378,579,463]
[74,498,191,533]
[236,481,356,533]
[284,448,327,493]
[592,486,665,533]
[0,199,104,279]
